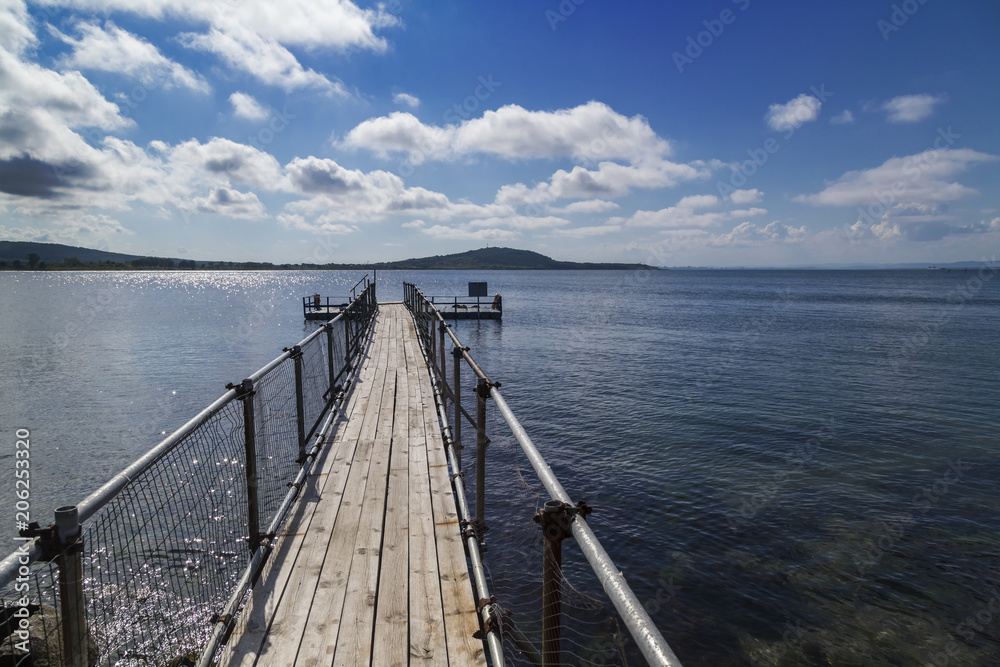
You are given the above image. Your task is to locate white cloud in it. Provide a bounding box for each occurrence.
[676,194,718,209]
[32,0,397,51]
[52,20,209,92]
[882,94,944,123]
[548,199,619,215]
[712,221,807,246]
[393,92,420,108]
[0,213,131,245]
[795,148,998,207]
[766,94,821,132]
[494,158,710,208]
[468,215,569,231]
[166,137,285,191]
[178,25,346,94]
[229,92,269,120]
[0,0,36,53]
[402,219,425,229]
[342,101,673,164]
[280,156,506,229]
[192,187,265,218]
[420,225,519,241]
[550,224,622,238]
[278,213,356,235]
[830,110,854,125]
[729,188,762,204]
[613,195,765,230]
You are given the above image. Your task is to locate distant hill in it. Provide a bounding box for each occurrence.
[0,241,657,271]
[350,247,657,270]
[0,241,142,264]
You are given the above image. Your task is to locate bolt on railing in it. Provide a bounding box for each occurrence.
[403,282,683,667]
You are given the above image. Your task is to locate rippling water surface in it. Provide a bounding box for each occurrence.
[2,268,998,665]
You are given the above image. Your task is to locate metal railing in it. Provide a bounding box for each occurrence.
[0,279,377,666]
[404,282,683,667]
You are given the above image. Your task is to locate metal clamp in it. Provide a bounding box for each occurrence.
[533,499,592,542]
[227,378,255,400]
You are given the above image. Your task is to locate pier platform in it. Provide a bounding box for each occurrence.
[221,302,485,666]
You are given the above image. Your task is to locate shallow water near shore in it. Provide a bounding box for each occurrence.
[2,268,998,664]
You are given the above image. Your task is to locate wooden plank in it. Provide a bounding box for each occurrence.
[406,331,486,665]
[332,313,399,665]
[402,316,449,665]
[372,310,411,666]
[252,312,391,667]
[293,313,394,666]
[222,313,387,667]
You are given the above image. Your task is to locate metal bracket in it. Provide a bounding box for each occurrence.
[476,596,497,614]
[227,378,255,400]
[533,499,592,543]
[474,380,495,400]
[282,345,303,360]
[460,517,490,545]
[474,611,504,641]
[18,522,66,561]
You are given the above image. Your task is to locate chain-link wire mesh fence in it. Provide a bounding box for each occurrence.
[0,280,376,667]
[404,282,679,667]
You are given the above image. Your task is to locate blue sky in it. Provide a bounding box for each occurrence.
[1,0,998,266]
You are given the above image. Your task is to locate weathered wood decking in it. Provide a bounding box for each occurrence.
[221,303,486,666]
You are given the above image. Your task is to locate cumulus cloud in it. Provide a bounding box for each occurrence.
[766,94,821,132]
[52,20,209,92]
[548,199,620,215]
[795,148,998,207]
[612,195,765,230]
[0,0,36,53]
[279,156,507,229]
[494,159,710,208]
[178,25,346,94]
[712,221,807,246]
[342,101,672,164]
[192,187,265,218]
[32,0,397,51]
[729,188,762,204]
[229,92,269,120]
[393,92,420,108]
[882,94,943,123]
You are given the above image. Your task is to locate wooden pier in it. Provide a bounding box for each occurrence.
[221,302,485,666]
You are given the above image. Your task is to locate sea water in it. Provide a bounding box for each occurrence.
[1,268,998,664]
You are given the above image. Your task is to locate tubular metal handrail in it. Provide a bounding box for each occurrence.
[403,282,683,667]
[0,278,378,666]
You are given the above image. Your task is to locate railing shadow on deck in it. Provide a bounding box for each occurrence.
[0,279,377,667]
[404,282,684,667]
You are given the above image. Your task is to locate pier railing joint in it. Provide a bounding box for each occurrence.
[18,522,66,561]
[227,378,256,399]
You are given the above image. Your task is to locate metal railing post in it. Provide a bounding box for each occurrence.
[534,501,575,667]
[327,322,338,397]
[287,345,306,462]
[234,379,260,553]
[475,377,489,529]
[55,505,87,667]
[452,346,463,470]
[438,322,447,387]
